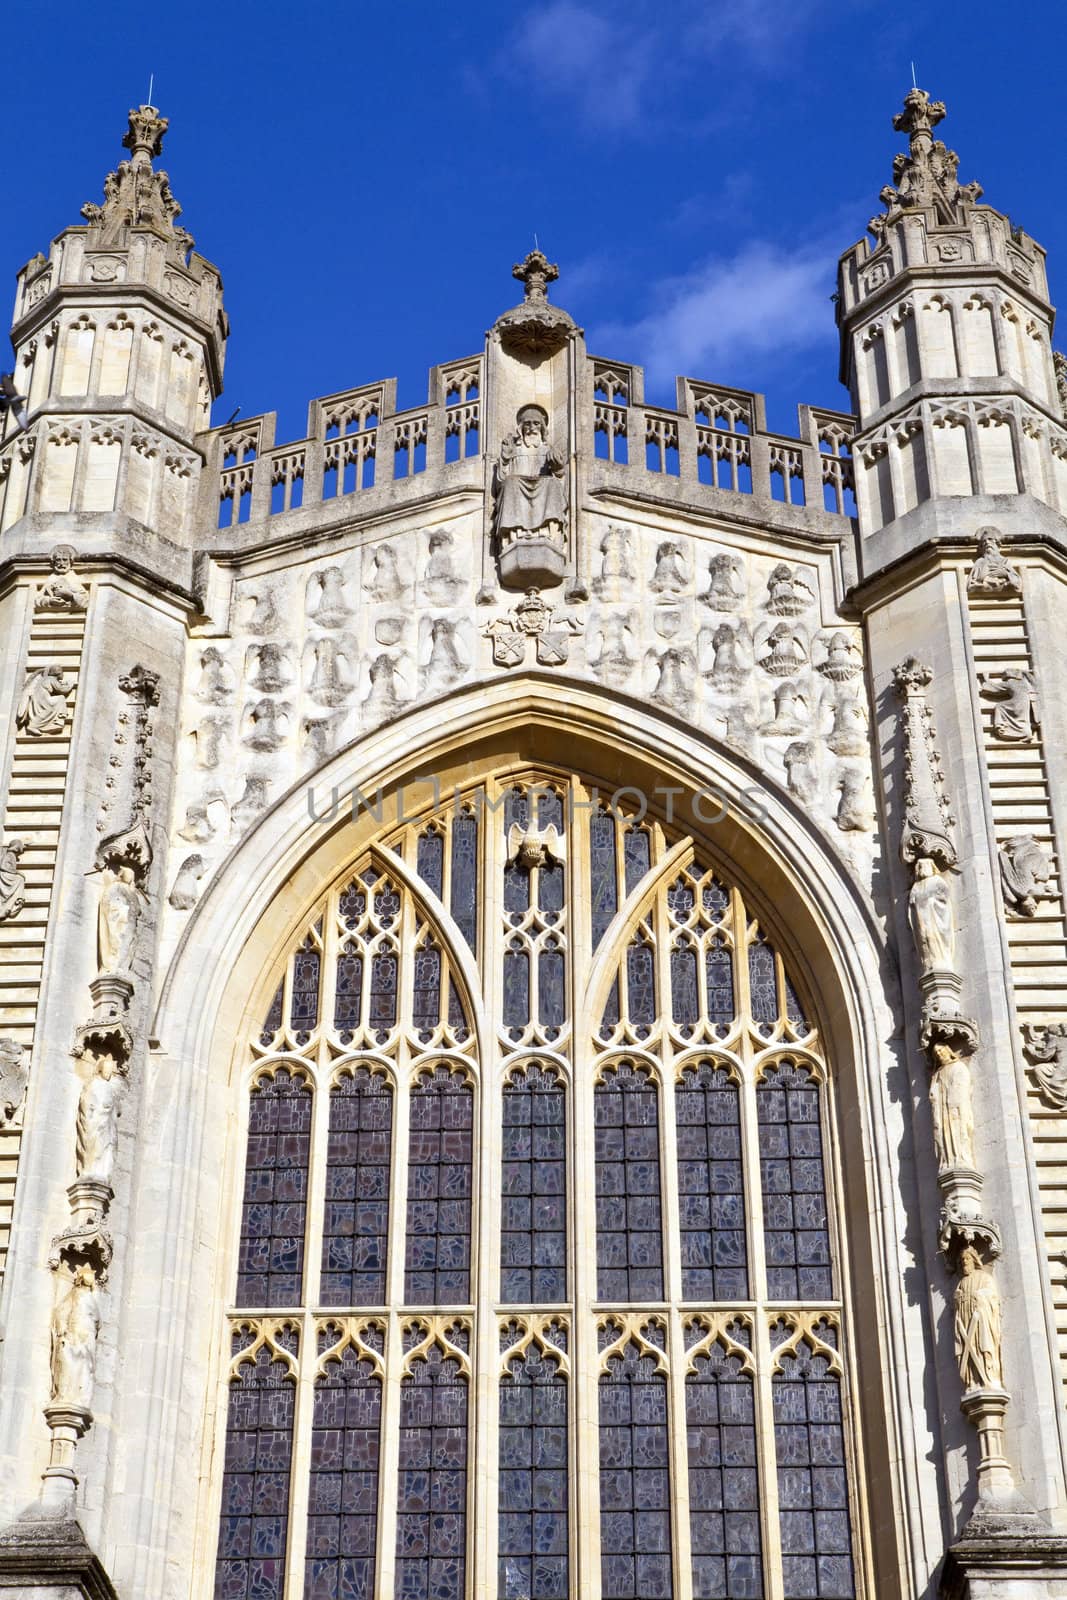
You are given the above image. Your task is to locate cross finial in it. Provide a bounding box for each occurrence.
[122,103,168,168]
[512,249,559,304]
[892,87,945,152]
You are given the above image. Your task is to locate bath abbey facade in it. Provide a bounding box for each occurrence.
[0,87,1066,1600]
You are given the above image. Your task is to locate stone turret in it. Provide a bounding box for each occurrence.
[0,104,227,552]
[837,89,1066,574]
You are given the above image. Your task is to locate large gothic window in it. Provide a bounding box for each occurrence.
[214,774,862,1599]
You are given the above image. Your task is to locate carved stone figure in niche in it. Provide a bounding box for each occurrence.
[909,858,956,973]
[763,680,807,737]
[1021,1022,1067,1109]
[50,1264,101,1409]
[826,691,868,757]
[817,631,862,683]
[759,623,807,677]
[308,637,352,707]
[954,1247,1003,1391]
[493,405,567,590]
[17,664,72,737]
[243,699,288,752]
[423,618,465,691]
[364,653,405,719]
[178,801,216,844]
[929,1043,975,1170]
[76,1051,129,1188]
[247,588,280,634]
[421,531,463,605]
[308,565,352,627]
[650,645,696,713]
[998,833,1056,917]
[967,528,1022,597]
[37,545,89,612]
[765,563,814,616]
[196,647,234,704]
[97,865,139,974]
[168,853,206,911]
[0,840,27,921]
[232,775,270,831]
[979,669,1038,743]
[247,642,290,693]
[835,766,873,831]
[365,544,405,603]
[193,716,227,770]
[594,527,636,599]
[591,611,637,685]
[701,552,746,612]
[0,1039,27,1124]
[784,740,818,807]
[650,541,688,596]
[706,623,748,692]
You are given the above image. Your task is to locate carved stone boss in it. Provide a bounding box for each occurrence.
[894,657,1015,1509]
[39,665,159,1510]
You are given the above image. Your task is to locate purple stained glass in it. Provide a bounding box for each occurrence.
[671,943,700,1030]
[416,829,445,900]
[404,1067,474,1304]
[595,1062,664,1302]
[748,935,777,1035]
[498,1341,569,1599]
[369,950,398,1038]
[686,1340,763,1598]
[339,881,367,929]
[450,810,478,950]
[501,1065,567,1304]
[677,1062,748,1301]
[626,939,655,1032]
[773,1343,854,1599]
[623,828,652,897]
[321,1068,392,1307]
[538,940,565,1032]
[758,1060,833,1301]
[214,1345,296,1600]
[783,971,810,1036]
[598,1339,673,1599]
[703,878,730,919]
[503,944,530,1037]
[290,939,321,1043]
[590,807,618,949]
[304,1348,382,1600]
[396,1345,469,1600]
[600,976,621,1037]
[706,939,736,1036]
[412,944,442,1040]
[503,789,531,922]
[260,981,284,1048]
[374,884,401,929]
[236,1068,312,1307]
[667,876,696,923]
[333,949,363,1041]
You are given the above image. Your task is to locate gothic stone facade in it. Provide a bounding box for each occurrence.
[1,91,1067,1600]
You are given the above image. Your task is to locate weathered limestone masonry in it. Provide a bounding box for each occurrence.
[0,87,1065,1599]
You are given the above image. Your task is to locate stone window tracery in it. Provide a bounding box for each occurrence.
[213,771,863,1598]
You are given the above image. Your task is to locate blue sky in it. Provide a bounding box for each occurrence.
[3,0,1064,443]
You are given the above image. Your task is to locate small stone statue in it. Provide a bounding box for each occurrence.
[76,1052,129,1187]
[365,544,405,603]
[364,653,404,718]
[243,698,288,751]
[308,565,352,627]
[765,562,814,616]
[759,623,807,677]
[248,642,290,693]
[764,679,807,736]
[967,528,1022,597]
[835,766,873,831]
[998,833,1056,917]
[954,1247,1003,1391]
[929,1043,975,1170]
[817,631,862,683]
[783,741,818,806]
[908,858,956,972]
[493,405,567,544]
[168,854,206,911]
[650,645,696,712]
[50,1264,101,1408]
[594,527,636,598]
[650,541,688,595]
[37,545,89,612]
[591,611,636,684]
[1021,1021,1067,1109]
[16,664,72,737]
[308,637,351,707]
[0,839,27,921]
[97,865,140,973]
[423,618,465,690]
[196,646,234,704]
[979,669,1038,743]
[421,532,462,605]
[178,802,216,844]
[701,552,746,611]
[0,1038,28,1124]
[707,623,747,691]
[826,693,868,757]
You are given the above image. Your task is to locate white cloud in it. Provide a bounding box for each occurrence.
[585,240,834,389]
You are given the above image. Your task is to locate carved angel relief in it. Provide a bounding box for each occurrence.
[1022,1022,1067,1109]
[966,528,1022,598]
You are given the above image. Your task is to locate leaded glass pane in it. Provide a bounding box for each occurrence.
[260,981,284,1048]
[503,944,530,1036]
[412,942,442,1041]
[758,1060,832,1300]
[450,810,478,949]
[396,1346,469,1600]
[538,940,565,1032]
[405,1068,474,1304]
[623,827,651,896]
[237,1069,312,1307]
[501,1066,567,1303]
[686,1339,763,1598]
[416,828,445,900]
[304,1347,382,1599]
[333,949,363,1041]
[598,1339,673,1599]
[706,939,736,1036]
[671,942,700,1029]
[321,1068,392,1306]
[290,936,321,1043]
[590,806,618,949]
[626,938,655,1033]
[595,1063,664,1301]
[369,950,398,1039]
[748,934,777,1036]
[215,1344,297,1600]
[772,1339,854,1599]
[498,1339,568,1599]
[677,1063,748,1300]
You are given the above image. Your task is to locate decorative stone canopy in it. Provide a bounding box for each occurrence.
[869,87,983,236]
[80,103,194,260]
[492,249,579,355]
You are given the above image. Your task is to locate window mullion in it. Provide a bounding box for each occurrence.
[374,1311,404,1598]
[282,1311,315,1599]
